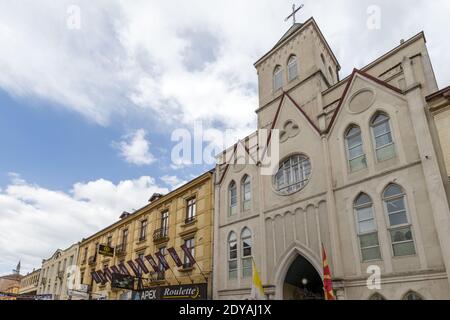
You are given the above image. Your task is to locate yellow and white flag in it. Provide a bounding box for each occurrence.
[250,259,266,300]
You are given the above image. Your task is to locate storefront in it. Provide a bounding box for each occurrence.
[133,283,208,301]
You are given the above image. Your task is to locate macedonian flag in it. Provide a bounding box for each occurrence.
[322,243,336,300]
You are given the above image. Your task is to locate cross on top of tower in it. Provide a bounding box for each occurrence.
[285,3,304,25]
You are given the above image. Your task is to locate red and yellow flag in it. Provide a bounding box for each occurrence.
[322,243,336,300]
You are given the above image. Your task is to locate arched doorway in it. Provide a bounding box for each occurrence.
[283,254,324,300]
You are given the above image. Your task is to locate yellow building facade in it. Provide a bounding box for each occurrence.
[77,170,214,300]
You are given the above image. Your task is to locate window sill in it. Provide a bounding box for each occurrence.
[183,218,197,227]
[178,266,195,273]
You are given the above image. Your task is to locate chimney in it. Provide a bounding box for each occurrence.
[149,193,164,203]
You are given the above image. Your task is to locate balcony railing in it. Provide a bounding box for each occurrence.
[57,271,64,279]
[41,277,47,285]
[88,256,96,265]
[185,216,196,225]
[182,262,194,270]
[153,228,169,242]
[155,271,165,281]
[138,235,146,242]
[116,243,127,256]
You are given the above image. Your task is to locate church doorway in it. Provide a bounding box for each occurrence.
[282,254,324,300]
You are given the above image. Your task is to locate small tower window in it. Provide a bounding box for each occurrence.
[287,55,298,82]
[273,65,283,91]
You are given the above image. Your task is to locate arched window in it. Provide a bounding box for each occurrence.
[320,53,326,65]
[241,175,251,211]
[371,112,395,161]
[354,193,381,261]
[369,293,386,300]
[228,232,237,279]
[345,125,367,172]
[273,65,283,91]
[383,184,416,257]
[274,154,311,195]
[287,55,298,81]
[403,291,423,300]
[229,181,237,216]
[241,228,252,278]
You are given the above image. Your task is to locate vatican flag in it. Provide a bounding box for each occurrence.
[250,259,266,300]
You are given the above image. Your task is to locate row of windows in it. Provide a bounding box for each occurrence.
[273,53,334,92]
[228,175,251,216]
[354,183,415,262]
[228,228,253,279]
[82,197,197,260]
[345,112,396,172]
[370,291,423,300]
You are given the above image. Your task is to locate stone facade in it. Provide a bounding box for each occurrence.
[19,268,40,296]
[36,244,79,300]
[213,17,450,300]
[77,170,214,300]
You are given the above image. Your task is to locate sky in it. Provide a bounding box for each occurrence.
[0,0,449,275]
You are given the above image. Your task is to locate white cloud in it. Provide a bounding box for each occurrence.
[0,174,168,275]
[160,175,187,190]
[112,129,155,166]
[0,0,449,137]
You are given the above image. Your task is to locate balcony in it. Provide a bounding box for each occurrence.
[88,256,96,265]
[41,277,47,285]
[184,216,196,225]
[116,243,127,256]
[57,271,64,280]
[153,228,169,243]
[182,262,194,270]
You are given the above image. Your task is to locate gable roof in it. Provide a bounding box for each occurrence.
[325,68,404,134]
[254,17,341,70]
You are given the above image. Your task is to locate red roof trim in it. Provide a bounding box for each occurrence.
[325,68,404,134]
[285,92,321,134]
[426,85,450,102]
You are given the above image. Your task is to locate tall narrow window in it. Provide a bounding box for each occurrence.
[137,253,145,275]
[273,65,283,91]
[241,228,252,278]
[242,175,251,211]
[106,236,112,247]
[183,237,195,268]
[287,55,298,81]
[371,113,395,161]
[122,229,128,247]
[186,197,196,223]
[354,193,381,261]
[139,219,147,241]
[228,232,237,279]
[229,181,237,216]
[157,247,166,280]
[345,125,367,172]
[383,184,415,257]
[161,211,169,237]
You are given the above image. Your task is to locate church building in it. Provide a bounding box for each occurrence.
[213,16,450,300]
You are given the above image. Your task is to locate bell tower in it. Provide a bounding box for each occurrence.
[254,16,340,129]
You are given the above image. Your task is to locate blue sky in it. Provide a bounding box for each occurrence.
[0,0,449,275]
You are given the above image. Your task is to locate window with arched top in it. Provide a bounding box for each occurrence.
[273,65,283,91]
[241,228,252,278]
[403,291,423,300]
[320,53,326,65]
[371,112,395,161]
[354,193,381,261]
[228,232,237,279]
[274,154,311,195]
[287,55,298,82]
[229,181,237,216]
[369,293,386,300]
[241,175,251,211]
[383,184,416,257]
[345,125,367,172]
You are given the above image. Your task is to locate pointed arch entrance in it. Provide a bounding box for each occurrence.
[274,244,324,300]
